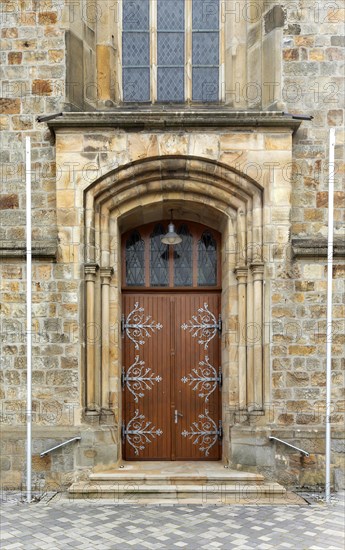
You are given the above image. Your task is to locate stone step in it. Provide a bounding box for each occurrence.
[75,494,304,505]
[68,481,286,500]
[89,470,265,486]
[88,476,265,486]
[67,462,308,505]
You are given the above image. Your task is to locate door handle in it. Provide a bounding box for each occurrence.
[174,409,183,424]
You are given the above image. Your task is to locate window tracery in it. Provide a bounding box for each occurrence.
[123,222,220,288]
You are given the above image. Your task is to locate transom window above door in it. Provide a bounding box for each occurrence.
[122,0,220,103]
[122,221,221,288]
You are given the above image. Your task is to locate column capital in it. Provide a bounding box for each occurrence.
[84,263,99,279]
[100,267,114,283]
[250,263,265,280]
[235,266,248,282]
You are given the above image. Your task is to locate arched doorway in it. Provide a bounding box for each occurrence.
[121,221,222,460]
[82,155,265,467]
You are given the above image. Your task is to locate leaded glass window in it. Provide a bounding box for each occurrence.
[157,0,185,102]
[174,225,193,286]
[122,0,150,102]
[123,222,220,288]
[125,230,145,286]
[150,224,169,286]
[198,230,217,286]
[192,0,219,101]
[122,0,220,103]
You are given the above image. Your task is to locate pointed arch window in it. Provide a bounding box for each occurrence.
[174,225,193,287]
[198,230,217,286]
[123,222,220,288]
[150,224,169,286]
[125,230,145,286]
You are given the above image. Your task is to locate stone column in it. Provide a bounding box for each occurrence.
[235,267,248,410]
[100,267,113,409]
[246,273,254,409]
[85,194,95,263]
[85,263,99,412]
[251,263,264,410]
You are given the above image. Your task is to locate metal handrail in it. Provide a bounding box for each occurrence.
[40,436,81,457]
[269,436,309,457]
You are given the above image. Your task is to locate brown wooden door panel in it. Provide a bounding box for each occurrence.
[174,294,221,460]
[122,293,221,460]
[123,294,171,460]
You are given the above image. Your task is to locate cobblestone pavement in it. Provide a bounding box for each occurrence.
[1,493,344,549]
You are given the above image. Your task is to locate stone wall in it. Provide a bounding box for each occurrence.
[0,1,344,491]
[1,0,66,248]
[229,426,345,490]
[259,1,345,488]
[268,0,345,453]
[1,0,70,491]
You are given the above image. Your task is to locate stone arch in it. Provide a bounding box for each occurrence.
[83,156,265,461]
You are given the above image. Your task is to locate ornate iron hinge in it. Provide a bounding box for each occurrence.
[121,303,163,349]
[181,303,222,350]
[181,410,222,456]
[218,317,222,334]
[121,357,162,401]
[181,357,222,401]
[218,420,223,440]
[122,410,163,455]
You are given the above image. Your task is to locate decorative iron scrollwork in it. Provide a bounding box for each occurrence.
[181,356,221,402]
[122,356,162,402]
[122,410,163,456]
[181,303,221,350]
[122,302,163,349]
[181,409,222,457]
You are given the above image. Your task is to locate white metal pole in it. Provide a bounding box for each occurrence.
[26,136,32,503]
[325,127,335,503]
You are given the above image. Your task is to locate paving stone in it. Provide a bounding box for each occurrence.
[1,493,344,549]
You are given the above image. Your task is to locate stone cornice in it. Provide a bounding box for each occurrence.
[0,240,57,259]
[292,238,345,258]
[47,109,302,134]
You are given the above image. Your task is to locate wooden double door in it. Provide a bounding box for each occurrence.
[122,293,222,460]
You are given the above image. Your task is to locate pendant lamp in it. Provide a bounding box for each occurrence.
[161,210,182,245]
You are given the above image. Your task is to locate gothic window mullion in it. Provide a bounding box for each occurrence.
[169,233,176,287]
[151,0,157,103]
[145,227,150,288]
[193,227,200,286]
[185,0,192,102]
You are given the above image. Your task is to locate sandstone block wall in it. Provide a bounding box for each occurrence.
[0,1,344,490]
[270,0,344,432]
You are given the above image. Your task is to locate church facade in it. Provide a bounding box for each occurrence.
[1,1,344,493]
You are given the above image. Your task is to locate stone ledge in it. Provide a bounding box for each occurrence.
[47,109,302,133]
[0,240,57,259]
[0,426,80,437]
[292,238,345,258]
